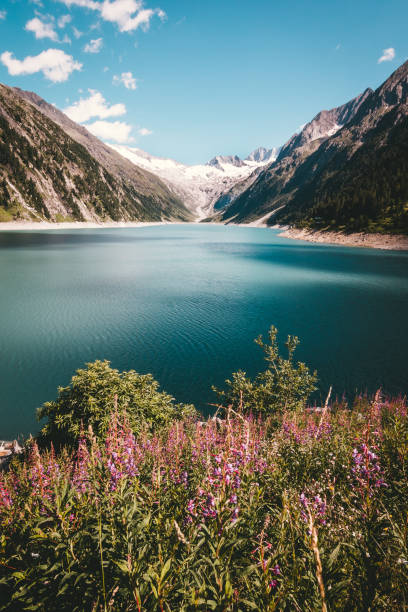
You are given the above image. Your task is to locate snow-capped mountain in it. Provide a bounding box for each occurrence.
[207,155,246,169]
[245,147,280,163]
[110,145,278,220]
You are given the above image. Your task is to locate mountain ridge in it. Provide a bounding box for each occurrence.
[273,60,408,233]
[213,60,408,234]
[8,86,192,223]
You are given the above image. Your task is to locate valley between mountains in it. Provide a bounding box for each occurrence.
[0,60,408,248]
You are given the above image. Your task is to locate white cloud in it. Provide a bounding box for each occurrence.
[64,90,126,122]
[101,1,166,32]
[138,127,152,136]
[25,17,59,41]
[58,14,72,27]
[0,10,6,20]
[72,26,83,38]
[378,47,395,63]
[60,0,100,8]
[1,49,82,82]
[113,71,137,89]
[84,37,103,52]
[57,0,166,33]
[84,119,133,142]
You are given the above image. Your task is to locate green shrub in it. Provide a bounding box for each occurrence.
[37,360,196,447]
[215,325,318,415]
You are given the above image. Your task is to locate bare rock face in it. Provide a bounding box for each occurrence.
[207,155,246,169]
[0,440,23,469]
[277,88,373,161]
[0,84,192,223]
[245,147,280,163]
[370,61,408,108]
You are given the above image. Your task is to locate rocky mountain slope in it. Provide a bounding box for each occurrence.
[214,88,373,225]
[110,145,279,220]
[215,61,408,234]
[277,89,372,160]
[0,84,192,223]
[276,62,408,233]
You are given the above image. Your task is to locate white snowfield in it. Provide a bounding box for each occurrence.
[109,145,279,221]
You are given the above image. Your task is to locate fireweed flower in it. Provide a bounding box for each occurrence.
[28,442,59,503]
[0,477,12,510]
[166,468,189,488]
[300,492,327,525]
[73,439,91,494]
[231,506,239,521]
[351,444,387,495]
[105,417,140,491]
[187,499,196,516]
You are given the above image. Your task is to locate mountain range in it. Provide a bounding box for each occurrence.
[214,60,408,235]
[1,59,407,235]
[109,145,278,220]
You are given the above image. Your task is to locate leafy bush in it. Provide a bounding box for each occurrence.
[215,325,318,415]
[37,360,196,447]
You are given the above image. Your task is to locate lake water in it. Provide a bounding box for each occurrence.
[1,224,407,439]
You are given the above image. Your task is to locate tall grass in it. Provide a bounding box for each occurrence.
[1,395,407,610]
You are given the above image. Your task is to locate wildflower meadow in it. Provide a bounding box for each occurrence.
[0,330,407,610]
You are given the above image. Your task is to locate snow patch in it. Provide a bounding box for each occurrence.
[327,123,343,137]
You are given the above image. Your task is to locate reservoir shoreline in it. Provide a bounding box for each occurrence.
[1,220,408,252]
[0,221,169,231]
[278,226,408,251]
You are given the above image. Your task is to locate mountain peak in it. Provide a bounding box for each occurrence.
[277,88,373,162]
[375,58,408,106]
[246,147,280,164]
[206,155,245,170]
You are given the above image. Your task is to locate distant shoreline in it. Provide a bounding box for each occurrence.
[278,226,408,251]
[0,221,170,231]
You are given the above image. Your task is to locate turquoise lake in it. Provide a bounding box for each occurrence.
[0,224,407,439]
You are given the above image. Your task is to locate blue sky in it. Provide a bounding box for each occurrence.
[0,0,407,164]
